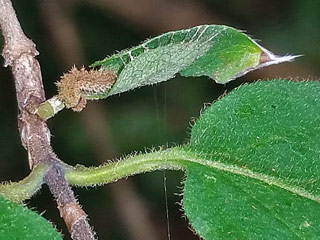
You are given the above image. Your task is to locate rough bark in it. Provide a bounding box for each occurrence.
[0,0,95,239]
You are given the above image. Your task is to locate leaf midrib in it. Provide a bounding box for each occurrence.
[179,148,320,204]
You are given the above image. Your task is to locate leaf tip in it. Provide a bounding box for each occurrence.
[259,50,301,67]
[253,38,301,67]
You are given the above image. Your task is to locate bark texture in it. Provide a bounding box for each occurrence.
[0,0,95,239]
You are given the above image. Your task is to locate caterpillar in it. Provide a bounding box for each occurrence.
[56,67,116,111]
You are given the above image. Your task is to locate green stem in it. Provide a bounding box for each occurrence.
[0,163,48,202]
[63,147,320,204]
[64,148,188,186]
[36,96,65,120]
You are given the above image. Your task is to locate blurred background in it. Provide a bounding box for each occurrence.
[0,0,319,239]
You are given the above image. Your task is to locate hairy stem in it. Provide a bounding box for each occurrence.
[64,148,186,186]
[0,163,48,202]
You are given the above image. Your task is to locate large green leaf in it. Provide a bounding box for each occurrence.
[0,195,62,240]
[183,80,320,239]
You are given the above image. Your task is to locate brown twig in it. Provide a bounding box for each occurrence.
[44,164,95,240]
[0,0,94,239]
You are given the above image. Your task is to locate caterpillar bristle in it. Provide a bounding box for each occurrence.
[56,67,117,111]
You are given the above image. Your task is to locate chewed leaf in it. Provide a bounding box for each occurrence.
[91,25,296,96]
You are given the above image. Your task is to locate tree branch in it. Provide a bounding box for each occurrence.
[0,0,50,168]
[44,164,95,240]
[0,0,95,239]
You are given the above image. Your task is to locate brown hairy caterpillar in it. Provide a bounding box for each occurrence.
[56,67,116,112]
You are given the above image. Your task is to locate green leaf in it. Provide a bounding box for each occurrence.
[37,25,295,120]
[0,195,62,240]
[183,80,320,239]
[91,25,295,97]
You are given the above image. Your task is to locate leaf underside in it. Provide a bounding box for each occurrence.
[182,80,320,239]
[90,25,293,98]
[0,195,62,240]
[38,24,295,120]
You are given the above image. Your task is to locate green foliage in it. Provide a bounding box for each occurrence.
[183,80,320,239]
[91,25,292,97]
[37,24,294,120]
[1,19,312,239]
[0,195,62,240]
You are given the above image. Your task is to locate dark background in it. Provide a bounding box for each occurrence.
[0,0,319,239]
